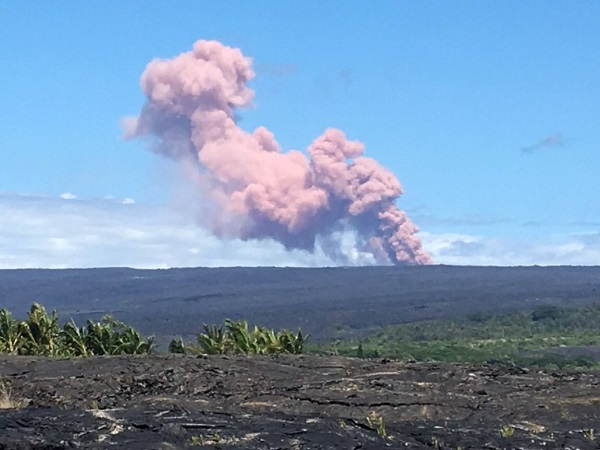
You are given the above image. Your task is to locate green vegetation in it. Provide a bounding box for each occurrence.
[583,428,596,442]
[0,303,306,358]
[366,411,388,439]
[170,319,307,355]
[499,424,515,438]
[188,435,206,446]
[0,380,24,409]
[307,304,600,370]
[187,433,241,446]
[5,301,600,371]
[0,303,154,356]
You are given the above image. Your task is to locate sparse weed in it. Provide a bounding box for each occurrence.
[500,424,514,438]
[366,411,388,439]
[582,428,595,442]
[559,405,571,419]
[0,381,23,409]
[188,435,204,446]
[188,433,230,446]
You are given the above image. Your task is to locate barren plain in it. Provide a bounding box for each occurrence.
[2,354,600,449]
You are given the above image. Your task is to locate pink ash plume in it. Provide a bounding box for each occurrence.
[125,40,432,265]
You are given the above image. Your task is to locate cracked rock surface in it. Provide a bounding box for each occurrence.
[1,354,600,449]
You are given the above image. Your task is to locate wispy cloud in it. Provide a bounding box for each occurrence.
[420,231,600,266]
[521,133,566,154]
[0,194,337,269]
[413,213,511,227]
[59,192,77,200]
[1,194,598,268]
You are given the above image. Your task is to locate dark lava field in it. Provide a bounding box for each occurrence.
[1,266,599,346]
[2,354,600,449]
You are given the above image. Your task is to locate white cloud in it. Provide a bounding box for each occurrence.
[0,194,598,268]
[59,192,77,200]
[0,194,334,269]
[421,231,600,266]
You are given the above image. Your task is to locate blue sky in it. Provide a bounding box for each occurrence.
[1,2,599,267]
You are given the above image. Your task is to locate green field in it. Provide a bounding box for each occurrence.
[307,304,600,370]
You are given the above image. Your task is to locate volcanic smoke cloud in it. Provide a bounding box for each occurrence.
[124,40,432,265]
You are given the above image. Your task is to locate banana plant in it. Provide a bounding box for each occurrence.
[115,325,154,355]
[60,321,90,357]
[0,309,22,354]
[18,303,61,356]
[85,316,121,355]
[189,320,308,355]
[168,337,186,354]
[197,324,229,354]
[253,325,281,354]
[225,320,258,354]
[277,329,307,354]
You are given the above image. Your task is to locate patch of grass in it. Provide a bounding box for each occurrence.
[556,396,600,406]
[500,424,515,438]
[582,428,595,442]
[0,381,24,409]
[366,411,388,439]
[188,435,204,446]
[559,404,571,419]
[188,433,237,446]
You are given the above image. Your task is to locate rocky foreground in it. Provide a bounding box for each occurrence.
[1,355,599,449]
